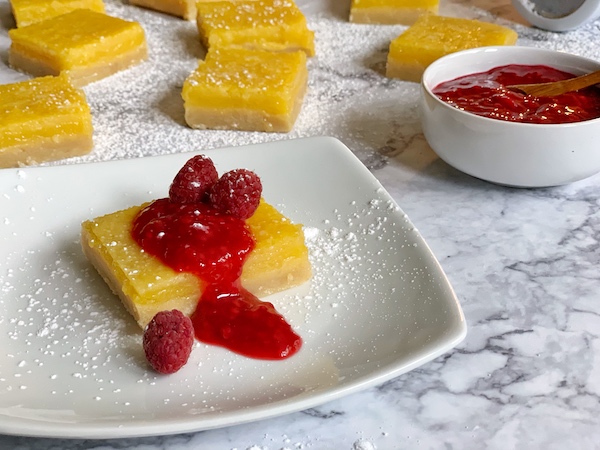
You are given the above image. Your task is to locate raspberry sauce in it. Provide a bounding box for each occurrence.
[132,198,302,360]
[194,283,302,359]
[433,64,600,124]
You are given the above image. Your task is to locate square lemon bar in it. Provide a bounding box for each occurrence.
[196,0,314,56]
[182,48,308,132]
[0,74,93,168]
[386,15,518,82]
[81,200,312,328]
[350,0,439,25]
[10,0,105,27]
[8,9,148,86]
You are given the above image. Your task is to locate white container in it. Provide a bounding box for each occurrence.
[419,46,600,188]
[512,0,600,32]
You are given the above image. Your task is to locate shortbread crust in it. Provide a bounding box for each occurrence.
[9,44,148,87]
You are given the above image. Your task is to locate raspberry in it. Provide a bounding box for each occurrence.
[208,169,262,220]
[169,155,218,204]
[143,310,194,374]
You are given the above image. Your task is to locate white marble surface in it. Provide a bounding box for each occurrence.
[1,0,600,448]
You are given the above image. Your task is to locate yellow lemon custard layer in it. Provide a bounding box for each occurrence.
[182,48,308,132]
[196,0,314,56]
[81,200,312,328]
[10,0,105,27]
[386,15,518,82]
[350,0,439,25]
[0,74,93,168]
[8,9,148,86]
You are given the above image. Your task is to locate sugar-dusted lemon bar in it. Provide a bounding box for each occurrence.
[182,48,308,132]
[196,0,314,56]
[10,0,105,27]
[386,15,518,82]
[81,200,312,328]
[350,0,438,25]
[8,9,148,86]
[0,74,93,168]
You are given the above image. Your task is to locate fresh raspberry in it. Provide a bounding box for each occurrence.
[208,169,262,220]
[143,310,194,374]
[169,155,218,204]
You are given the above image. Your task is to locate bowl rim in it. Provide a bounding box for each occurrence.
[420,46,600,129]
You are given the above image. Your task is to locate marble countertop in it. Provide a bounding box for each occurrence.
[1,0,600,449]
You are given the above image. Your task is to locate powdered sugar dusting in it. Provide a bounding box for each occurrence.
[23,0,422,169]
[2,239,142,400]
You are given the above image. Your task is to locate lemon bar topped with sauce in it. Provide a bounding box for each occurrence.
[386,14,518,82]
[182,47,308,132]
[81,189,311,330]
[8,9,148,86]
[0,74,93,168]
[350,0,439,25]
[10,0,105,27]
[196,0,314,56]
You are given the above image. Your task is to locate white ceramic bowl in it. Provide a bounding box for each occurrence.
[420,46,600,188]
[511,0,600,32]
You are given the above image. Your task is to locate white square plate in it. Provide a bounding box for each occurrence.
[0,137,466,438]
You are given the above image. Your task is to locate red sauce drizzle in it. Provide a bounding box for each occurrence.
[132,198,302,360]
[433,64,600,124]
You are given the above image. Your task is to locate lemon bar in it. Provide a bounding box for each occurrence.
[81,200,312,328]
[10,0,105,27]
[350,0,438,25]
[182,48,308,132]
[8,9,148,86]
[386,15,518,82]
[196,0,315,56]
[0,74,93,168]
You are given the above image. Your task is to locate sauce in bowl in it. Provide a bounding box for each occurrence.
[432,64,600,124]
